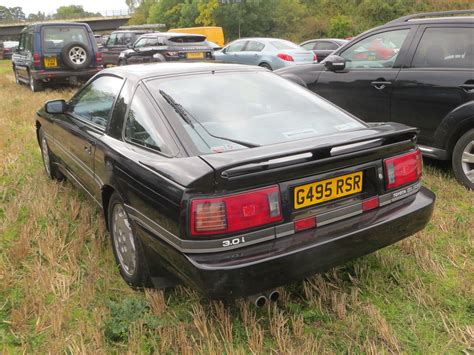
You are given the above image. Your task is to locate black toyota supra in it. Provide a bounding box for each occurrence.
[36,63,435,301]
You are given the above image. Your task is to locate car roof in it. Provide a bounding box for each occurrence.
[24,22,92,32]
[140,32,205,38]
[111,30,152,34]
[101,63,265,82]
[301,38,348,43]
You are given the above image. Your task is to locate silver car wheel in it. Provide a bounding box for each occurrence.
[112,204,137,277]
[41,136,51,177]
[69,46,87,65]
[461,139,474,183]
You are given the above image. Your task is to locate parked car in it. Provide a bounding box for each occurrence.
[278,10,474,189]
[117,32,214,65]
[214,38,316,70]
[12,22,103,92]
[36,62,434,300]
[0,42,4,60]
[3,41,19,59]
[100,30,151,66]
[168,26,225,47]
[300,38,349,62]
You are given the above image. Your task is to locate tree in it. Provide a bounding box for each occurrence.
[0,6,25,21]
[54,5,101,20]
[196,0,219,26]
[27,12,48,22]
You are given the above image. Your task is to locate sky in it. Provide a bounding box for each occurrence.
[2,0,129,16]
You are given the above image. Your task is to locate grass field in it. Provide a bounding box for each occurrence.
[0,59,472,353]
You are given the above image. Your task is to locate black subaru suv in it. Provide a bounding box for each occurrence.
[12,22,103,92]
[278,10,474,189]
[117,32,214,66]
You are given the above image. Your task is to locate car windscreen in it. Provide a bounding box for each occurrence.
[167,35,206,43]
[42,26,89,53]
[147,71,366,154]
[270,40,302,50]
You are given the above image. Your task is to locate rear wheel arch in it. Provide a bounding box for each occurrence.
[101,185,116,231]
[35,120,42,144]
[446,117,474,156]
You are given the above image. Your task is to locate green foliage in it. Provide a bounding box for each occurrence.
[129,0,469,43]
[54,5,101,20]
[0,6,25,21]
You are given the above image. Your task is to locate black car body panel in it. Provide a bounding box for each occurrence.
[100,30,151,66]
[36,63,435,299]
[299,38,348,62]
[118,32,214,65]
[277,14,474,163]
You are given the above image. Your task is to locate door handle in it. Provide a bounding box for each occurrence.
[371,81,392,90]
[459,84,474,93]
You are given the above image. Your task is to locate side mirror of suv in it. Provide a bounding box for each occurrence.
[45,100,67,114]
[325,55,346,71]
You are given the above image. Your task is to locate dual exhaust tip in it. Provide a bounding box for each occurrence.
[249,290,280,307]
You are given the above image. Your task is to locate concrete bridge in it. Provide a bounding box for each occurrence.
[0,15,132,40]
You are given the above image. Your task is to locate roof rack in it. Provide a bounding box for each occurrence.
[387,9,474,24]
[119,24,166,30]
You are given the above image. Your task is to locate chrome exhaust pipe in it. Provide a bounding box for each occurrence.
[248,294,268,307]
[266,289,280,303]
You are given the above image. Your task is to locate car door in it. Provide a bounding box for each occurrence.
[241,40,266,65]
[126,37,149,64]
[391,25,474,147]
[52,75,124,201]
[314,41,339,62]
[13,31,33,81]
[218,40,248,64]
[316,28,414,123]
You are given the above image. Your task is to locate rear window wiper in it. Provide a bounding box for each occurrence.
[159,90,259,149]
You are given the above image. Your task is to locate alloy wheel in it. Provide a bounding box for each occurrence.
[112,204,137,277]
[69,46,87,65]
[461,139,474,183]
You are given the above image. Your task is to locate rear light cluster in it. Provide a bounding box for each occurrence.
[384,149,422,189]
[95,52,103,66]
[277,53,294,62]
[190,186,282,236]
[313,53,318,62]
[33,53,41,68]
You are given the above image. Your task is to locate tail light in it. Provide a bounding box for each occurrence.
[95,52,103,65]
[33,53,41,68]
[190,186,282,236]
[313,53,318,62]
[277,53,294,62]
[384,149,422,189]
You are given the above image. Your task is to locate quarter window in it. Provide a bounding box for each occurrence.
[69,76,123,128]
[412,27,474,69]
[341,29,409,69]
[124,87,171,154]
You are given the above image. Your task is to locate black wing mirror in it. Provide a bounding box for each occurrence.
[44,100,67,114]
[324,55,346,71]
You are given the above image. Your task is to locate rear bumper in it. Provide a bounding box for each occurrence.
[140,187,435,299]
[32,68,102,80]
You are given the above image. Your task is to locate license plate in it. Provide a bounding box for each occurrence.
[44,57,57,68]
[187,52,204,59]
[294,171,363,209]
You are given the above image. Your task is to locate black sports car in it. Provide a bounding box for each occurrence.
[36,63,435,301]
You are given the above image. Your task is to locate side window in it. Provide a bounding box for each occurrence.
[116,33,126,45]
[301,42,315,50]
[245,41,265,52]
[226,41,247,53]
[124,87,171,154]
[134,37,147,48]
[69,76,123,128]
[106,34,117,46]
[18,33,25,51]
[315,41,338,51]
[124,33,134,45]
[146,37,159,46]
[412,27,474,69]
[25,33,33,52]
[341,29,409,69]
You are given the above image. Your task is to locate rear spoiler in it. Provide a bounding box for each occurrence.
[200,123,418,180]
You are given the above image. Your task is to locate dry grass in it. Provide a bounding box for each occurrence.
[0,60,473,353]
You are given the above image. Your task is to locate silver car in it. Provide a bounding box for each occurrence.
[214,37,316,70]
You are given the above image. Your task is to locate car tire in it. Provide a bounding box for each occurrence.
[29,72,43,92]
[61,42,92,70]
[452,129,474,190]
[38,127,64,180]
[259,63,273,71]
[108,192,151,288]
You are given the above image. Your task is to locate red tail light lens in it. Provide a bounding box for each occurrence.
[95,52,103,64]
[362,196,379,212]
[294,216,316,232]
[190,186,282,236]
[33,53,41,67]
[277,53,294,62]
[384,149,422,189]
[313,53,318,62]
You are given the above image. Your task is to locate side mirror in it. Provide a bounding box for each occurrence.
[324,55,346,71]
[44,100,67,114]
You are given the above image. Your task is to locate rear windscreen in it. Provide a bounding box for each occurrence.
[168,35,206,43]
[42,27,89,53]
